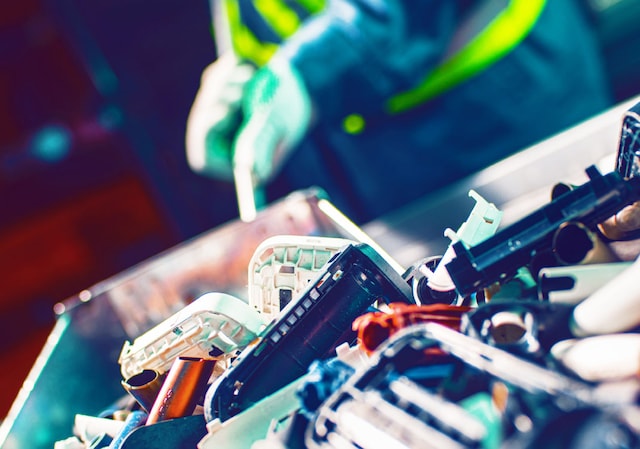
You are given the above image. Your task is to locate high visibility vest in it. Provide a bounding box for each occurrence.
[221,0,325,66]
[220,0,547,132]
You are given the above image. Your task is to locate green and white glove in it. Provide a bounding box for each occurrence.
[233,57,312,185]
[185,52,256,181]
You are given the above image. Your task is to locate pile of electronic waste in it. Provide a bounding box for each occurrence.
[51,103,640,449]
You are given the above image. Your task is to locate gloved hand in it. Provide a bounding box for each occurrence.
[185,52,256,181]
[233,56,312,185]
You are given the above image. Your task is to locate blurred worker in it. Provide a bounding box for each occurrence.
[186,0,611,224]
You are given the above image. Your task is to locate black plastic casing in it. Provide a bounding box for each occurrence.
[204,242,414,422]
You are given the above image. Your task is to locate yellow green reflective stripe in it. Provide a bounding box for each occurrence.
[294,0,326,14]
[255,0,301,39]
[225,0,279,66]
[342,113,366,134]
[387,0,547,114]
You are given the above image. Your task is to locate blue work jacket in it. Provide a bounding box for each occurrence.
[226,0,611,224]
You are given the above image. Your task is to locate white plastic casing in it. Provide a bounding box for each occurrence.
[248,235,355,321]
[118,292,266,379]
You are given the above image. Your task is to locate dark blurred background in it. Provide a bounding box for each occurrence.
[1,0,640,420]
[0,0,241,418]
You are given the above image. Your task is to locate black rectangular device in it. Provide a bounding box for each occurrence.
[204,242,414,422]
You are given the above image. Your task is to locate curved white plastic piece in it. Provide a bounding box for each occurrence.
[539,262,633,304]
[118,292,267,379]
[428,190,502,292]
[571,256,640,337]
[551,334,640,382]
[53,437,84,449]
[248,235,355,321]
[73,414,125,443]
